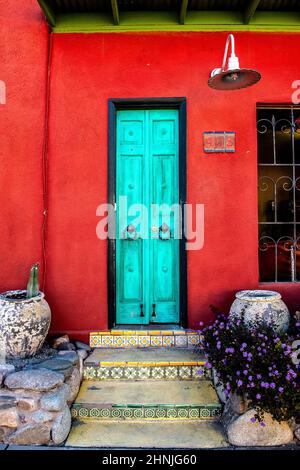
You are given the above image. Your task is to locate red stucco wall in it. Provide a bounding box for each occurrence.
[0,2,48,291]
[1,1,300,341]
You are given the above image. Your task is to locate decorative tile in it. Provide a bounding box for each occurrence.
[114,336,128,347]
[188,334,200,347]
[127,336,138,347]
[165,366,178,380]
[142,408,153,419]
[90,336,101,347]
[97,368,110,379]
[166,408,177,419]
[138,367,151,379]
[175,335,188,348]
[124,367,137,379]
[84,367,97,380]
[101,336,114,347]
[138,336,151,347]
[151,367,164,379]
[111,367,123,379]
[200,408,211,419]
[162,336,175,347]
[189,408,200,419]
[179,366,192,379]
[150,336,163,347]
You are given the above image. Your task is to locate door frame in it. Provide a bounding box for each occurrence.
[108,98,187,328]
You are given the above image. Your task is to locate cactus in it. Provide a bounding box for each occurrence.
[26,263,40,299]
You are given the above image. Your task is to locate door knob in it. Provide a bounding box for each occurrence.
[124,224,138,240]
[159,223,171,240]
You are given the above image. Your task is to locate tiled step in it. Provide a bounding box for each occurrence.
[66,420,228,449]
[84,348,207,381]
[90,329,201,349]
[71,380,221,421]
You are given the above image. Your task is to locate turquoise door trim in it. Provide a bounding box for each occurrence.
[116,109,180,325]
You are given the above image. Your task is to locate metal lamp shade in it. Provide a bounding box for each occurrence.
[208,68,261,90]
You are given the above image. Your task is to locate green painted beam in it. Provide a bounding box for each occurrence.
[111,0,120,26]
[52,11,300,33]
[179,0,189,25]
[244,0,261,25]
[37,0,56,27]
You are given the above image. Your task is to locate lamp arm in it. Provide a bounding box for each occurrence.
[221,34,235,72]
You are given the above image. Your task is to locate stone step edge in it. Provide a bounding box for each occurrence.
[90,331,202,349]
[71,404,221,421]
[83,364,208,380]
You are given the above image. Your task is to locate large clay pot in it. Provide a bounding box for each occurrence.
[229,290,290,335]
[0,290,51,358]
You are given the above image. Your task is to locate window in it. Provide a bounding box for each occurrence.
[258,105,300,282]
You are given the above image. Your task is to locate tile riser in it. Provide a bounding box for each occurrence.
[83,365,209,381]
[90,333,202,349]
[71,405,221,421]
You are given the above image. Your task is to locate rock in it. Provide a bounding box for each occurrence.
[7,423,50,445]
[230,392,249,415]
[30,410,53,424]
[0,426,13,442]
[57,342,76,352]
[212,369,227,404]
[0,407,19,428]
[52,335,70,349]
[74,341,91,352]
[295,426,300,441]
[0,373,3,387]
[17,396,38,412]
[0,393,17,407]
[51,406,71,445]
[221,399,239,430]
[65,367,81,403]
[40,383,70,412]
[57,351,79,366]
[0,364,15,378]
[5,369,64,392]
[227,409,294,446]
[77,349,88,361]
[33,358,73,379]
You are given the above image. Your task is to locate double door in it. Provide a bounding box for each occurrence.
[116,109,180,325]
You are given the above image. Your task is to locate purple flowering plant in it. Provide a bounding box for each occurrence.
[199,308,300,422]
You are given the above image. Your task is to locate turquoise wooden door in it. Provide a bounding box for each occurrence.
[116,109,180,325]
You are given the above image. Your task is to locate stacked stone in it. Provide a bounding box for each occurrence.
[0,339,90,446]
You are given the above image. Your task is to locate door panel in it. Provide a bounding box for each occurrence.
[116,109,179,325]
[149,110,180,323]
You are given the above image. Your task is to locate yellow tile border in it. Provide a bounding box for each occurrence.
[154,362,170,366]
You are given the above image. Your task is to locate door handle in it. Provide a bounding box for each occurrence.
[124,224,138,240]
[159,223,171,240]
[151,303,156,318]
[140,303,144,317]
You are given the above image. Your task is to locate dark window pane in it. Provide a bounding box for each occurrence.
[258,106,300,283]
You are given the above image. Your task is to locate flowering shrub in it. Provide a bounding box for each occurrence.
[200,310,300,423]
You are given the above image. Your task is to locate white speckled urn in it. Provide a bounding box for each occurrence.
[0,290,51,358]
[229,290,290,334]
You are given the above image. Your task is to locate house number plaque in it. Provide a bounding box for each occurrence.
[203,132,236,153]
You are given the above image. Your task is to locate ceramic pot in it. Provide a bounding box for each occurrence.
[0,290,51,358]
[229,290,290,334]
